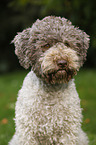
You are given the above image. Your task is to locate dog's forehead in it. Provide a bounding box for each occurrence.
[31,16,86,43]
[32,16,73,33]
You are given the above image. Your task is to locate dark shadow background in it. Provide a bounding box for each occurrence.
[0,0,96,73]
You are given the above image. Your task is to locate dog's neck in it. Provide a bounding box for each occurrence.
[39,80,68,92]
[24,71,75,104]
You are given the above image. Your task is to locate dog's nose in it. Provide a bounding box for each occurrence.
[57,60,67,67]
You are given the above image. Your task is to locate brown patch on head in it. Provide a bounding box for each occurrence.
[12,16,89,71]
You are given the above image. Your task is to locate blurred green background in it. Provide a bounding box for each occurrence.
[0,0,96,145]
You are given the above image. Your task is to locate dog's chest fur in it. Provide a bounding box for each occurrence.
[16,71,82,141]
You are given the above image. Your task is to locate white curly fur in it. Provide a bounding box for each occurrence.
[9,71,89,145]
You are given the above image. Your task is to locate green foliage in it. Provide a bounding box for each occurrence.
[0,71,28,145]
[0,69,96,144]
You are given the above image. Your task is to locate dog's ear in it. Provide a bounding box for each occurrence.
[82,31,90,62]
[77,31,90,66]
[12,28,32,69]
[82,31,90,51]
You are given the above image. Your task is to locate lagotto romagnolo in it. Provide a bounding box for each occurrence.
[9,16,90,145]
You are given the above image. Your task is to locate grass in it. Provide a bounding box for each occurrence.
[75,69,96,145]
[0,69,96,145]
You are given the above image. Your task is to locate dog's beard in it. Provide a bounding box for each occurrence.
[42,68,77,84]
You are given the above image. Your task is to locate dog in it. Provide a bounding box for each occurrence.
[9,16,90,145]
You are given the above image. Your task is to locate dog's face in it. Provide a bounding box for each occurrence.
[39,43,79,84]
[13,16,90,84]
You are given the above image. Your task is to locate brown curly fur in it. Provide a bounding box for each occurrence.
[12,16,90,84]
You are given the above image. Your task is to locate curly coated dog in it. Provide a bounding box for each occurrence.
[9,16,90,145]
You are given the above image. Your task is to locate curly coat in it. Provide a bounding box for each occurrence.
[9,16,90,145]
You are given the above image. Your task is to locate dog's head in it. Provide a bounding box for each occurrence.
[13,16,90,84]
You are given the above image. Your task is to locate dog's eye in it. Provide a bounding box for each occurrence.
[42,44,50,52]
[43,44,50,49]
